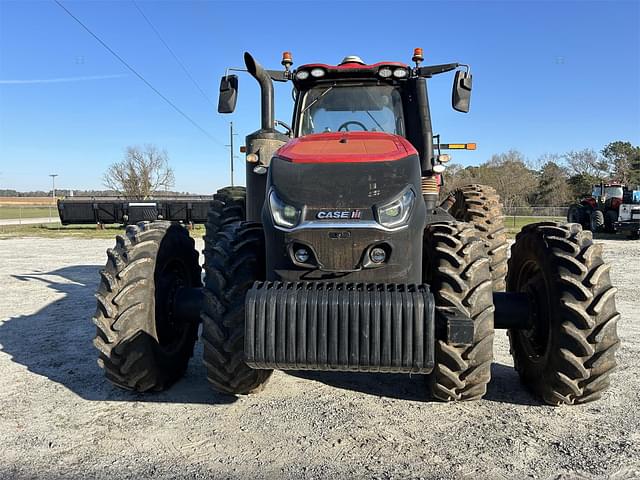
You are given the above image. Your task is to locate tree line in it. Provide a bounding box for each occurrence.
[443,141,640,208]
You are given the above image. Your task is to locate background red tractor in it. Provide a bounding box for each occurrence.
[568,182,627,233]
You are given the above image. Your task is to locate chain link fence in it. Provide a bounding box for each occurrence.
[0,205,58,225]
[502,206,569,217]
[502,206,568,229]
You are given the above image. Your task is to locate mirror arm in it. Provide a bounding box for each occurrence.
[416,63,459,78]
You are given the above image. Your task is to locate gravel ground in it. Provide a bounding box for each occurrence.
[0,235,639,480]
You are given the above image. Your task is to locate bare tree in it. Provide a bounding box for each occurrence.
[441,163,474,194]
[484,154,538,210]
[563,149,610,179]
[442,150,538,210]
[103,145,175,199]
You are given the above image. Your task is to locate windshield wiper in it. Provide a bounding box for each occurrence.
[361,86,385,131]
[366,111,384,131]
[302,86,334,114]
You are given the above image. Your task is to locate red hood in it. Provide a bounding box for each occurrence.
[275,132,418,164]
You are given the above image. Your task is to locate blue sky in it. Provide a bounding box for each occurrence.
[0,0,639,193]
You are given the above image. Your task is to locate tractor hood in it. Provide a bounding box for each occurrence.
[275,132,417,164]
[267,134,421,211]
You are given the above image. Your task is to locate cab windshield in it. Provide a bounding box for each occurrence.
[299,84,404,136]
[593,186,624,198]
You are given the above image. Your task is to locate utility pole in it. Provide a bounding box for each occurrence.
[49,173,58,223]
[225,122,238,187]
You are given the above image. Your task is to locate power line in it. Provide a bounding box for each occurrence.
[53,0,223,146]
[131,0,216,109]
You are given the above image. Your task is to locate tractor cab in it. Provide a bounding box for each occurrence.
[581,182,624,215]
[591,183,624,200]
[291,57,411,137]
[218,49,474,221]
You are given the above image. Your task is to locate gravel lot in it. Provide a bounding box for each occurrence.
[0,235,639,480]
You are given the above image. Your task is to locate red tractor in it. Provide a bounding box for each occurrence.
[91,50,619,405]
[567,182,624,233]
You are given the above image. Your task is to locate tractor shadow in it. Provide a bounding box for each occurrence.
[287,363,543,406]
[0,265,234,405]
[484,363,543,406]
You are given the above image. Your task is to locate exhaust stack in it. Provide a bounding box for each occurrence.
[244,52,275,131]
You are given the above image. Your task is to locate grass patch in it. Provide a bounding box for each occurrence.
[504,216,565,236]
[0,222,205,239]
[0,206,55,219]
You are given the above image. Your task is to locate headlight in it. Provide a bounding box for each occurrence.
[310,68,325,78]
[269,190,300,228]
[375,189,415,228]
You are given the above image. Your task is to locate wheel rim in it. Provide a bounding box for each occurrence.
[515,260,551,362]
[155,257,191,353]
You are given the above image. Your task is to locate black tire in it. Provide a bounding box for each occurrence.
[567,204,585,226]
[203,186,246,266]
[605,210,618,233]
[507,222,620,405]
[590,209,605,232]
[93,221,201,392]
[201,222,273,394]
[444,184,508,292]
[423,222,495,401]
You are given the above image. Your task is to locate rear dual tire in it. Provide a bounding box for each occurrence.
[203,186,247,266]
[445,184,508,292]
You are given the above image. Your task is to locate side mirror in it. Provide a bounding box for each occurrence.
[218,74,238,114]
[452,70,472,113]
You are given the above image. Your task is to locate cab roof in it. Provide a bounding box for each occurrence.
[297,61,408,71]
[293,60,410,87]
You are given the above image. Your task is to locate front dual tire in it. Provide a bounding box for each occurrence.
[423,219,620,405]
[423,222,495,401]
[201,221,273,394]
[506,222,620,405]
[93,221,201,392]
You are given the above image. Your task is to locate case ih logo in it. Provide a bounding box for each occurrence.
[316,210,362,220]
